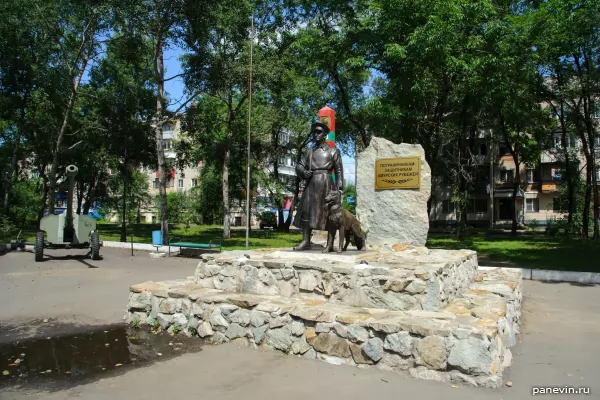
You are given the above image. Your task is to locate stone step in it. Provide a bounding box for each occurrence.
[126,266,520,388]
[193,248,478,312]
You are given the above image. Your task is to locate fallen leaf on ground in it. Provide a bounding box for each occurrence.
[451,385,457,389]
[115,363,122,367]
[2,371,9,376]
[65,371,71,374]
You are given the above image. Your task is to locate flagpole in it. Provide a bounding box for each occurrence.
[245,10,254,251]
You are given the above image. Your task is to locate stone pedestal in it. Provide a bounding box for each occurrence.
[356,137,431,247]
[126,248,522,388]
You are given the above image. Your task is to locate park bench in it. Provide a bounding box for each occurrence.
[168,237,222,257]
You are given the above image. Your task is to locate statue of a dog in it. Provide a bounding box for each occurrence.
[323,191,366,253]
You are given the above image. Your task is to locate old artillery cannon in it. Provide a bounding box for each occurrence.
[34,165,102,262]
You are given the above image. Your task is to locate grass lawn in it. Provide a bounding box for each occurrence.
[96,223,302,250]
[426,235,600,272]
[7,223,599,272]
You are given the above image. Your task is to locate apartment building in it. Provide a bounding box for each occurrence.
[141,119,202,223]
[256,130,298,225]
[429,131,598,227]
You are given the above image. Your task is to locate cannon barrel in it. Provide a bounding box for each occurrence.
[63,165,78,242]
[66,164,78,177]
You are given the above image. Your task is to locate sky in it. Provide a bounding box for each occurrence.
[162,48,356,185]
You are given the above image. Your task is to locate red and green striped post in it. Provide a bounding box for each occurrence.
[318,106,337,184]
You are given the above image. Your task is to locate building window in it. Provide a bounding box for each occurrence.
[499,169,514,183]
[479,143,487,156]
[152,179,159,189]
[526,198,539,212]
[280,132,289,144]
[525,168,536,183]
[552,134,574,149]
[442,200,455,214]
[164,124,172,132]
[191,179,197,187]
[178,179,184,188]
[498,145,508,155]
[163,139,171,150]
[468,199,488,213]
[552,168,562,181]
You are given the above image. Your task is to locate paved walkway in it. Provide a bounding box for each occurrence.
[1,248,599,399]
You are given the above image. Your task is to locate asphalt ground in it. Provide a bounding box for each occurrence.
[0,247,598,399]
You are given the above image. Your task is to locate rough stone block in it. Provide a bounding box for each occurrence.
[355,137,431,247]
[417,336,447,370]
[384,331,413,356]
[362,338,384,362]
[266,327,294,352]
[312,332,351,358]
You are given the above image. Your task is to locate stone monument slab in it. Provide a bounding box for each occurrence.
[356,137,431,247]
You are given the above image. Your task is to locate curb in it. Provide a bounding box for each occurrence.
[479,266,600,285]
[103,241,170,253]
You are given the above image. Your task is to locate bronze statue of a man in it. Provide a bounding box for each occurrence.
[293,122,344,250]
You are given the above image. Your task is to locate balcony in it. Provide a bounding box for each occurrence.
[541,182,558,193]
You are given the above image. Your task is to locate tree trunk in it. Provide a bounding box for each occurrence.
[154,38,169,244]
[283,187,297,233]
[48,57,89,215]
[560,118,575,234]
[592,153,599,239]
[120,167,128,242]
[76,180,84,215]
[82,173,98,215]
[222,107,234,239]
[3,124,23,217]
[509,151,520,236]
[583,162,592,239]
[38,172,49,228]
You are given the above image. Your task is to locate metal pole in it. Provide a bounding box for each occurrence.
[245,10,254,251]
[489,131,494,230]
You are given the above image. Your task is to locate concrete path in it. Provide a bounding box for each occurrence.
[1,248,599,399]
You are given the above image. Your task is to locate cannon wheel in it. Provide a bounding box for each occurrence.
[34,231,44,262]
[91,231,100,260]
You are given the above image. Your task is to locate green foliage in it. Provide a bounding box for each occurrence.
[342,184,356,215]
[130,318,141,329]
[165,191,201,225]
[187,326,198,336]
[8,179,42,226]
[0,216,17,242]
[526,219,540,232]
[427,235,600,272]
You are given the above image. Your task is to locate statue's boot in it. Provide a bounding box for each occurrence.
[294,223,312,251]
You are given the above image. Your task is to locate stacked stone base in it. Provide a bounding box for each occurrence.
[126,249,522,388]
